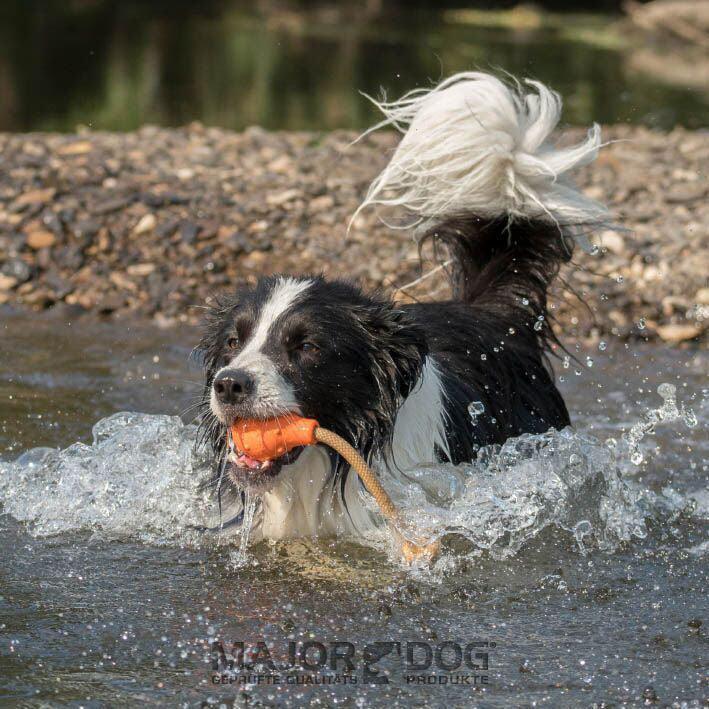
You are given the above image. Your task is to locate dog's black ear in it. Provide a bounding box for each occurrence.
[350,301,427,400]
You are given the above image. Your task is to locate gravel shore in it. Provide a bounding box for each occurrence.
[0,124,706,344]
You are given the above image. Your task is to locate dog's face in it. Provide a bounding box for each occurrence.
[199,275,426,491]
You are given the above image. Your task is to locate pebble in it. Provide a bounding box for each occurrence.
[665,183,705,204]
[56,140,93,156]
[14,188,56,209]
[1,258,32,283]
[26,229,56,250]
[600,231,625,255]
[126,263,156,277]
[133,213,157,235]
[656,323,705,343]
[0,273,18,290]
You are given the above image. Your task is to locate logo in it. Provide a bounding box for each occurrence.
[209,638,495,686]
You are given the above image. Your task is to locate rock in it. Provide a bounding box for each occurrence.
[140,191,188,208]
[266,189,301,206]
[267,155,292,173]
[26,229,57,249]
[0,274,18,290]
[97,293,125,314]
[155,217,180,238]
[44,271,73,299]
[91,195,134,215]
[656,323,705,343]
[223,232,251,254]
[126,263,156,277]
[665,183,706,204]
[600,231,625,255]
[109,271,137,291]
[309,195,335,212]
[133,213,157,235]
[1,258,32,283]
[57,140,93,156]
[72,219,100,239]
[179,220,200,243]
[14,188,56,209]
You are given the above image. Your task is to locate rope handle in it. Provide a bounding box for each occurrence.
[313,427,439,563]
[230,417,439,562]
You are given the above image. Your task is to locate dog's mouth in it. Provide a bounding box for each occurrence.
[225,434,304,489]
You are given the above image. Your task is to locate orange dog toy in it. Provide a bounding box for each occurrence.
[229,415,439,563]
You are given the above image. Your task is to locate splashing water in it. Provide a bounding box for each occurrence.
[622,383,697,466]
[229,490,258,568]
[0,386,700,562]
[0,413,214,539]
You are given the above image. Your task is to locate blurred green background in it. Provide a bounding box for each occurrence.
[0,0,706,132]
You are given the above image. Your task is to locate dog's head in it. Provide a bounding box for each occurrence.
[198,275,426,491]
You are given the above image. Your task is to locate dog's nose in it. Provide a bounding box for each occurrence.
[213,369,254,405]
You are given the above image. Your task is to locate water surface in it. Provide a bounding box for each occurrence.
[0,313,706,706]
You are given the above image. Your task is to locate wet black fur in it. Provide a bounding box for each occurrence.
[197,215,572,499]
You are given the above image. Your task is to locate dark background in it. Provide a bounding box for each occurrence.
[0,1,706,132]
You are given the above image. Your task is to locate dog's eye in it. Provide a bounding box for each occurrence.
[299,342,319,354]
[227,337,239,350]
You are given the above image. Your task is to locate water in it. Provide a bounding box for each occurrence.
[0,2,707,133]
[0,313,707,706]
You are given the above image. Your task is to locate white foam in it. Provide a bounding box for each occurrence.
[0,412,219,541]
[0,387,698,563]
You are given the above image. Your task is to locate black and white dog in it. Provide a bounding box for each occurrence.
[198,72,608,540]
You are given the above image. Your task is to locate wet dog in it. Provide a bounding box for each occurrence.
[197,72,608,540]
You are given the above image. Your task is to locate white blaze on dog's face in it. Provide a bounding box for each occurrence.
[209,277,312,424]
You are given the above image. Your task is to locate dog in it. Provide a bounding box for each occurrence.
[197,72,608,541]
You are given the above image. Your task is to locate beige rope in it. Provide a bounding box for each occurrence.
[314,427,439,563]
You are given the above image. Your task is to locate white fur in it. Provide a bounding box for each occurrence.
[248,357,448,540]
[229,351,301,419]
[352,72,608,232]
[388,357,450,470]
[253,447,378,541]
[210,277,311,421]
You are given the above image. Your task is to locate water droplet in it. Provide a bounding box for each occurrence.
[533,320,543,331]
[598,340,607,351]
[562,356,570,369]
[637,318,646,330]
[508,327,516,335]
[616,275,624,284]
[480,353,487,361]
[586,357,594,368]
[468,401,485,425]
[521,298,529,306]
[657,383,675,399]
[630,449,644,465]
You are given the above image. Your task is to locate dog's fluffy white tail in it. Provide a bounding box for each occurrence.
[354,72,608,231]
